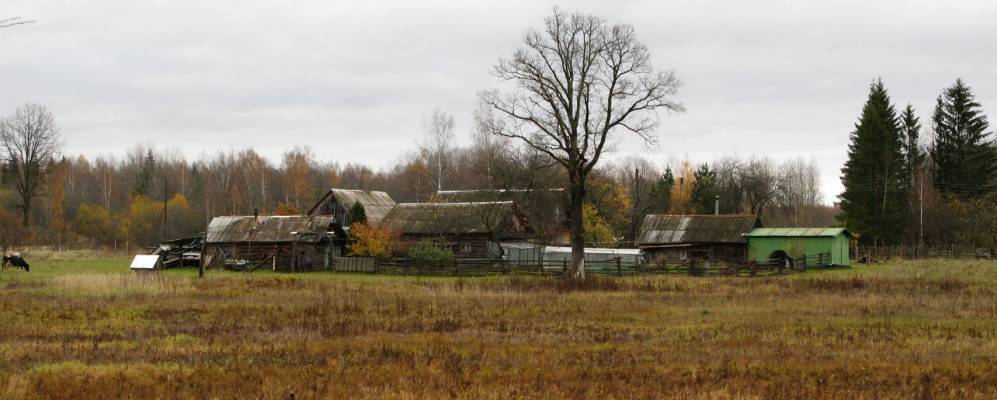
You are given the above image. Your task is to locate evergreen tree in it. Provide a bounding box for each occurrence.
[348,201,367,225]
[647,166,674,213]
[691,163,719,214]
[930,79,996,197]
[899,104,924,245]
[899,104,923,184]
[133,149,156,197]
[838,79,909,245]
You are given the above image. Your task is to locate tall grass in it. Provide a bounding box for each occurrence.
[0,259,994,399]
[50,273,193,297]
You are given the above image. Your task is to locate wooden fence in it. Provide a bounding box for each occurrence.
[358,255,841,277]
[332,256,376,272]
[856,245,994,260]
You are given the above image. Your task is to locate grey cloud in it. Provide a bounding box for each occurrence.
[3,0,996,202]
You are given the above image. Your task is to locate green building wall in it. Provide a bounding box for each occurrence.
[746,230,850,266]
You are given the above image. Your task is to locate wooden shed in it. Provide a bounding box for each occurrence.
[637,214,761,266]
[202,215,340,271]
[744,227,851,266]
[380,201,526,259]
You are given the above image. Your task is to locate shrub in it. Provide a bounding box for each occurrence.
[348,223,398,257]
[407,240,454,264]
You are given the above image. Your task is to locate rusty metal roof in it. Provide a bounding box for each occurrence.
[307,189,396,223]
[637,214,761,246]
[205,215,337,244]
[380,201,522,236]
[744,227,850,237]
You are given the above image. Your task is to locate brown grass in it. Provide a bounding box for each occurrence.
[0,259,994,399]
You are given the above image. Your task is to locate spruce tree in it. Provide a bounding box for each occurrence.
[899,104,923,184]
[839,79,909,245]
[899,104,924,245]
[930,79,996,197]
[647,167,674,213]
[133,149,156,197]
[691,164,719,214]
[349,201,367,225]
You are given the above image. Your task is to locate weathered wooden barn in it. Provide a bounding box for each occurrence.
[435,189,571,245]
[637,214,761,266]
[380,201,526,259]
[202,215,340,272]
[307,189,397,226]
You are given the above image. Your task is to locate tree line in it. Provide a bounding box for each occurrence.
[840,78,997,249]
[0,101,833,252]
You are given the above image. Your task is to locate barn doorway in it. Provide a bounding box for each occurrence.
[768,250,794,270]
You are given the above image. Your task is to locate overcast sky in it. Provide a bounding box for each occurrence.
[3,0,996,202]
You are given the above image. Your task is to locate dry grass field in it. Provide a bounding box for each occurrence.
[0,256,994,399]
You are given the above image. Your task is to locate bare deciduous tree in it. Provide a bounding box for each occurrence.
[481,9,683,280]
[0,104,61,226]
[740,157,782,216]
[775,158,822,226]
[420,108,456,192]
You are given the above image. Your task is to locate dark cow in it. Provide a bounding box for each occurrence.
[2,255,29,272]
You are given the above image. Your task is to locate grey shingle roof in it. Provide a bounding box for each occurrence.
[637,214,761,246]
[205,215,336,244]
[380,201,522,236]
[307,189,396,224]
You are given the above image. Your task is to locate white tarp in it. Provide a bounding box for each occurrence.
[130,255,160,270]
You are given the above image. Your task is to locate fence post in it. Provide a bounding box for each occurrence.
[616,258,622,276]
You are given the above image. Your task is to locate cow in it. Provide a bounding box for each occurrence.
[2,255,29,272]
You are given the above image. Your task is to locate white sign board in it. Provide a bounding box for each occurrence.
[130,255,160,270]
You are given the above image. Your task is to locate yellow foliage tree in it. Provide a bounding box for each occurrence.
[272,201,300,216]
[74,203,115,246]
[165,193,194,238]
[670,159,696,213]
[125,195,163,246]
[586,176,633,236]
[347,222,398,258]
[582,203,616,244]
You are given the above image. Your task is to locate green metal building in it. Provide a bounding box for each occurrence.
[744,228,852,266]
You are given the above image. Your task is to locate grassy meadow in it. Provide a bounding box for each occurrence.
[0,253,994,399]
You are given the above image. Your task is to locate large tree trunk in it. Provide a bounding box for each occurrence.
[568,179,586,281]
[20,202,30,227]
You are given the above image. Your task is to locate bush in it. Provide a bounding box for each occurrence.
[348,223,397,257]
[407,240,454,264]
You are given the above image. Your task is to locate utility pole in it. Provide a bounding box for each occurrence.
[630,167,640,243]
[918,172,924,251]
[162,176,169,241]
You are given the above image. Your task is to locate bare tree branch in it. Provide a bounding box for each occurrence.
[0,17,35,29]
[0,104,62,226]
[481,8,684,280]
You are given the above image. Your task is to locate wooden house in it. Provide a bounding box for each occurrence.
[379,201,526,259]
[307,189,397,227]
[202,215,340,272]
[434,189,570,245]
[637,214,761,266]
